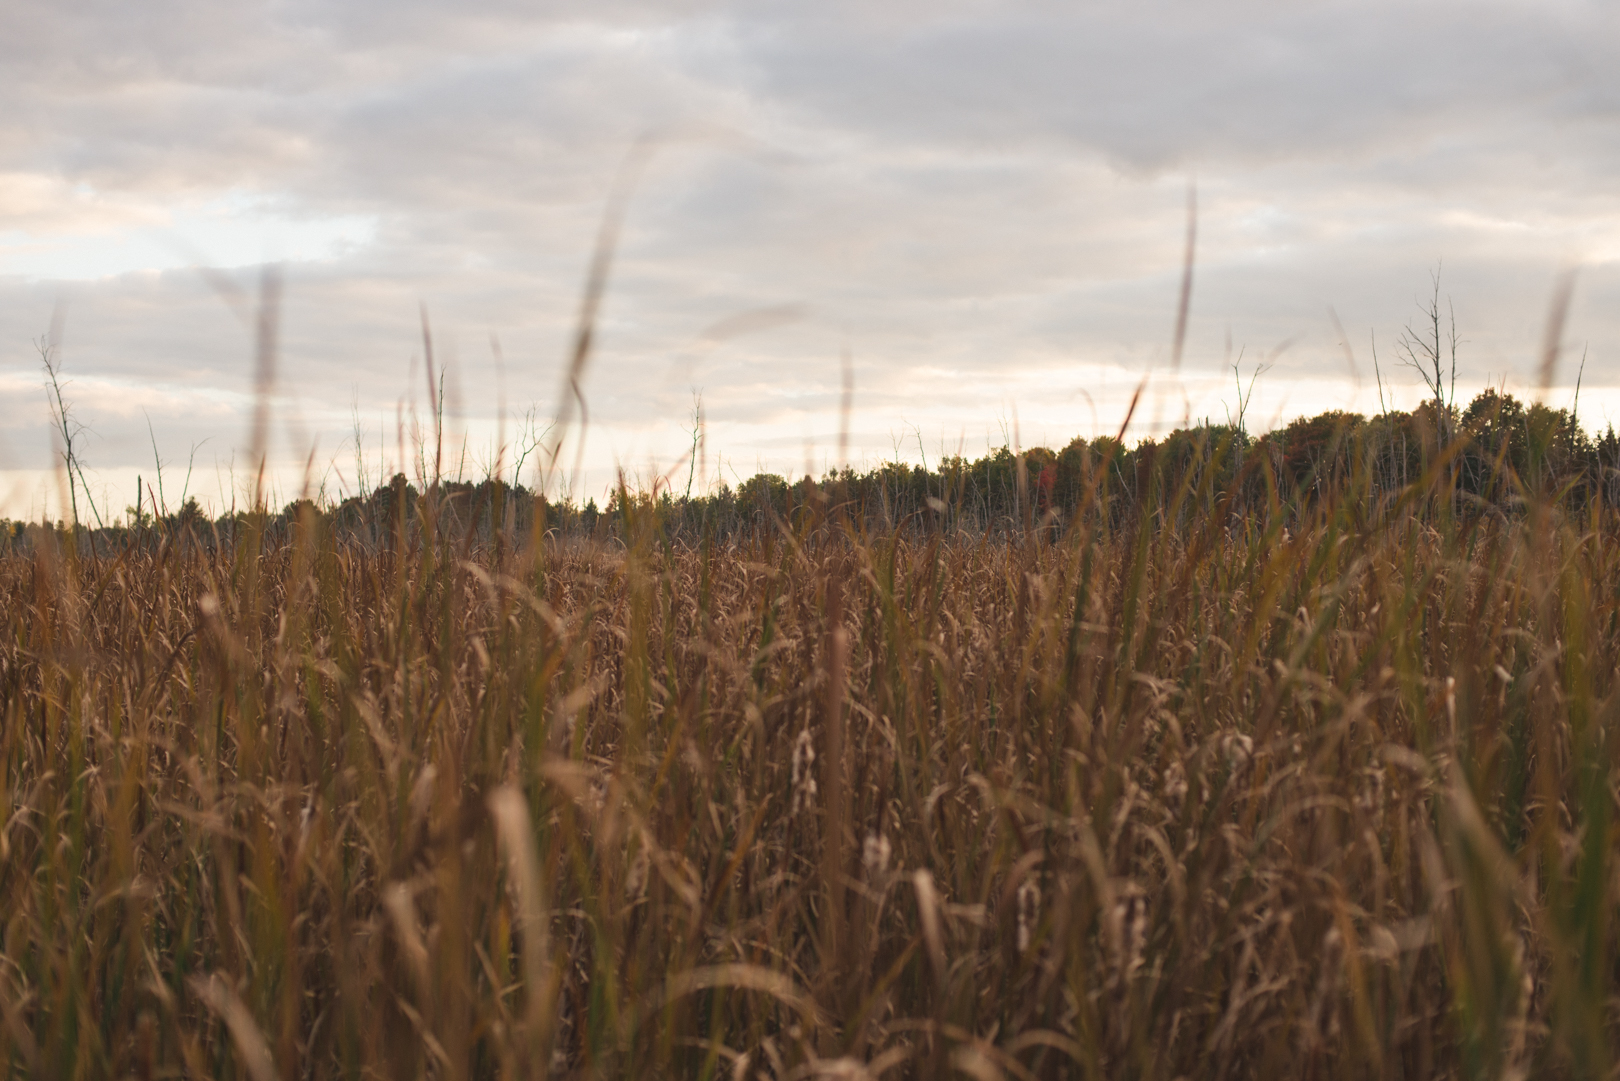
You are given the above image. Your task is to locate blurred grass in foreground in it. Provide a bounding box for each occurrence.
[3,425,1620,1080]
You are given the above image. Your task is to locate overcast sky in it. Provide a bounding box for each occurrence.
[2,0,1617,518]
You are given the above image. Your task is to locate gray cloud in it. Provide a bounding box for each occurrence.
[1,0,1616,515]
[743,3,1618,166]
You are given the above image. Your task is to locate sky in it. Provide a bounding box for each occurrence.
[2,0,1618,519]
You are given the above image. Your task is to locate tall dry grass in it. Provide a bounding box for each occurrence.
[2,453,1618,1078]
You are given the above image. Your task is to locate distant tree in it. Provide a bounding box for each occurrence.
[1268,411,1364,492]
[1397,266,1462,449]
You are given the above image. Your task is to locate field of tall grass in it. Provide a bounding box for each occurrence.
[4,409,1620,1079]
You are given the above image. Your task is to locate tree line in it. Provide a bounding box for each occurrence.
[3,386,1614,553]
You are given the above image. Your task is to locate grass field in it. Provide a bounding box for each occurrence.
[3,433,1619,1078]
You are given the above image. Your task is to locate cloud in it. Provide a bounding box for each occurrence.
[0,0,1616,516]
[743,2,1619,169]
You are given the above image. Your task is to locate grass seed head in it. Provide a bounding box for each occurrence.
[790,727,817,816]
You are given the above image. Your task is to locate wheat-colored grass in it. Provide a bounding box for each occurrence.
[1,461,1617,1078]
